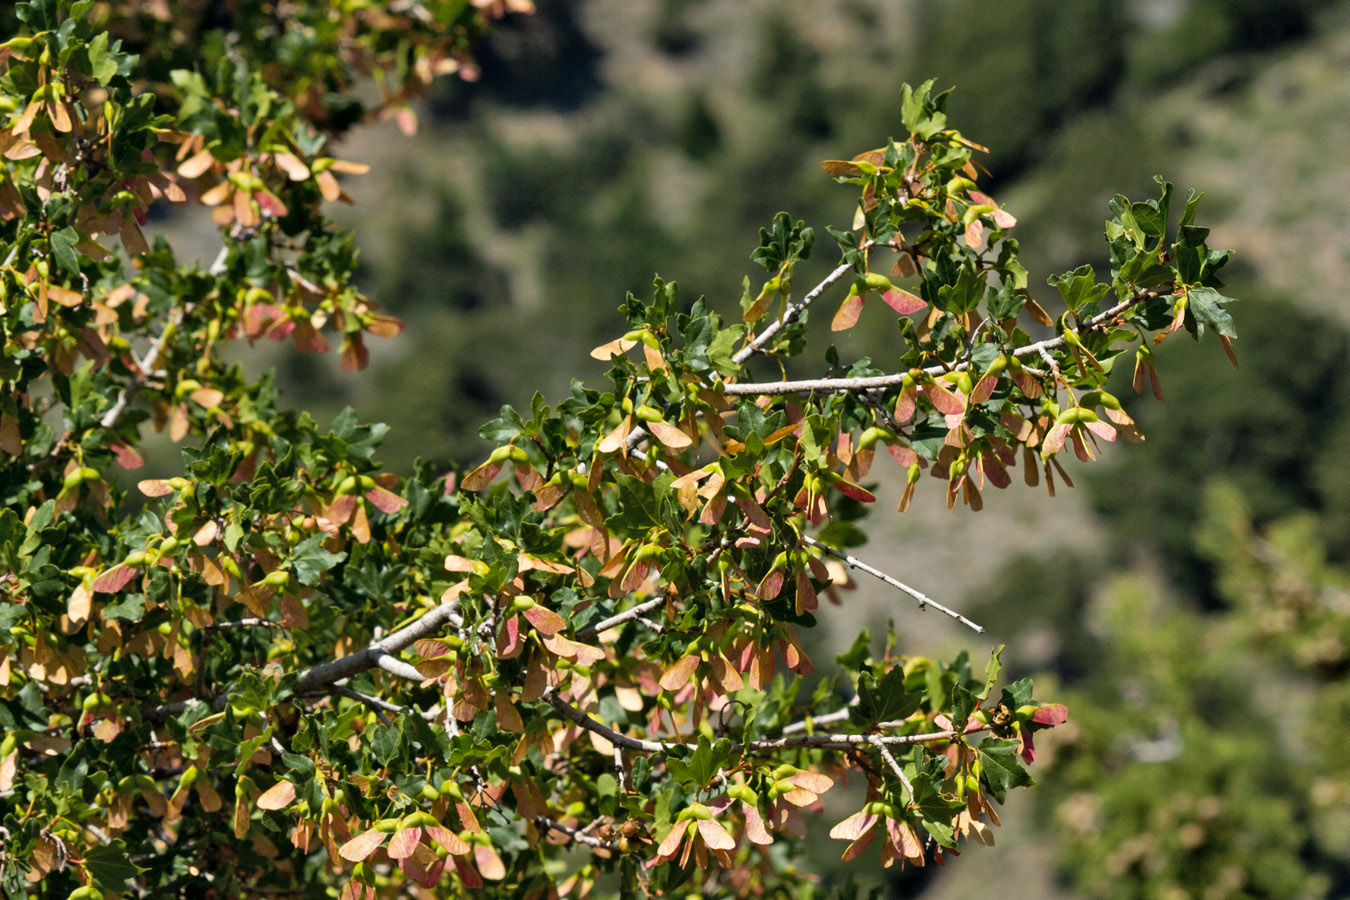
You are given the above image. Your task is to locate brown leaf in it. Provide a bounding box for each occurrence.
[272,152,310,181]
[495,694,524,733]
[742,802,774,845]
[589,338,639,360]
[178,149,216,178]
[819,159,863,177]
[474,844,506,881]
[461,460,501,492]
[648,420,692,450]
[0,414,21,456]
[596,415,632,454]
[834,479,876,503]
[829,810,876,842]
[924,382,965,416]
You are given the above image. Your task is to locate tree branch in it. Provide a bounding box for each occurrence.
[148,600,463,722]
[870,735,914,803]
[99,311,179,430]
[733,259,861,366]
[544,686,972,755]
[805,536,984,633]
[722,290,1156,397]
[577,595,667,640]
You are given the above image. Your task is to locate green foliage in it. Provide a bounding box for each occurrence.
[0,4,1240,898]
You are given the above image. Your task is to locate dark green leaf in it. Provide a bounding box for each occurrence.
[83,841,146,889]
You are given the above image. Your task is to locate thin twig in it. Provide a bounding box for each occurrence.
[805,536,984,633]
[779,696,858,736]
[331,684,402,727]
[536,816,618,851]
[613,747,627,793]
[870,735,914,803]
[99,311,179,429]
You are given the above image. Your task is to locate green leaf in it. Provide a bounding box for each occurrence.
[1186,285,1237,339]
[950,684,977,732]
[85,30,119,84]
[1048,265,1110,313]
[851,668,922,726]
[49,226,81,276]
[84,841,146,889]
[291,533,346,586]
[978,738,1033,802]
[666,734,732,788]
[978,645,1003,701]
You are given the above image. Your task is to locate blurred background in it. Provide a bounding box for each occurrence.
[260,1,1350,896]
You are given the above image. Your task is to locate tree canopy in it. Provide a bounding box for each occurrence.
[0,3,1239,898]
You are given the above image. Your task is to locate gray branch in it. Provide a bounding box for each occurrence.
[723,290,1155,397]
[805,536,984,632]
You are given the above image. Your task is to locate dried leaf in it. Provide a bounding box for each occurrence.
[338,829,385,862]
[256,780,296,810]
[648,420,692,450]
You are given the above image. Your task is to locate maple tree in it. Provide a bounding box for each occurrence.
[0,3,1240,898]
